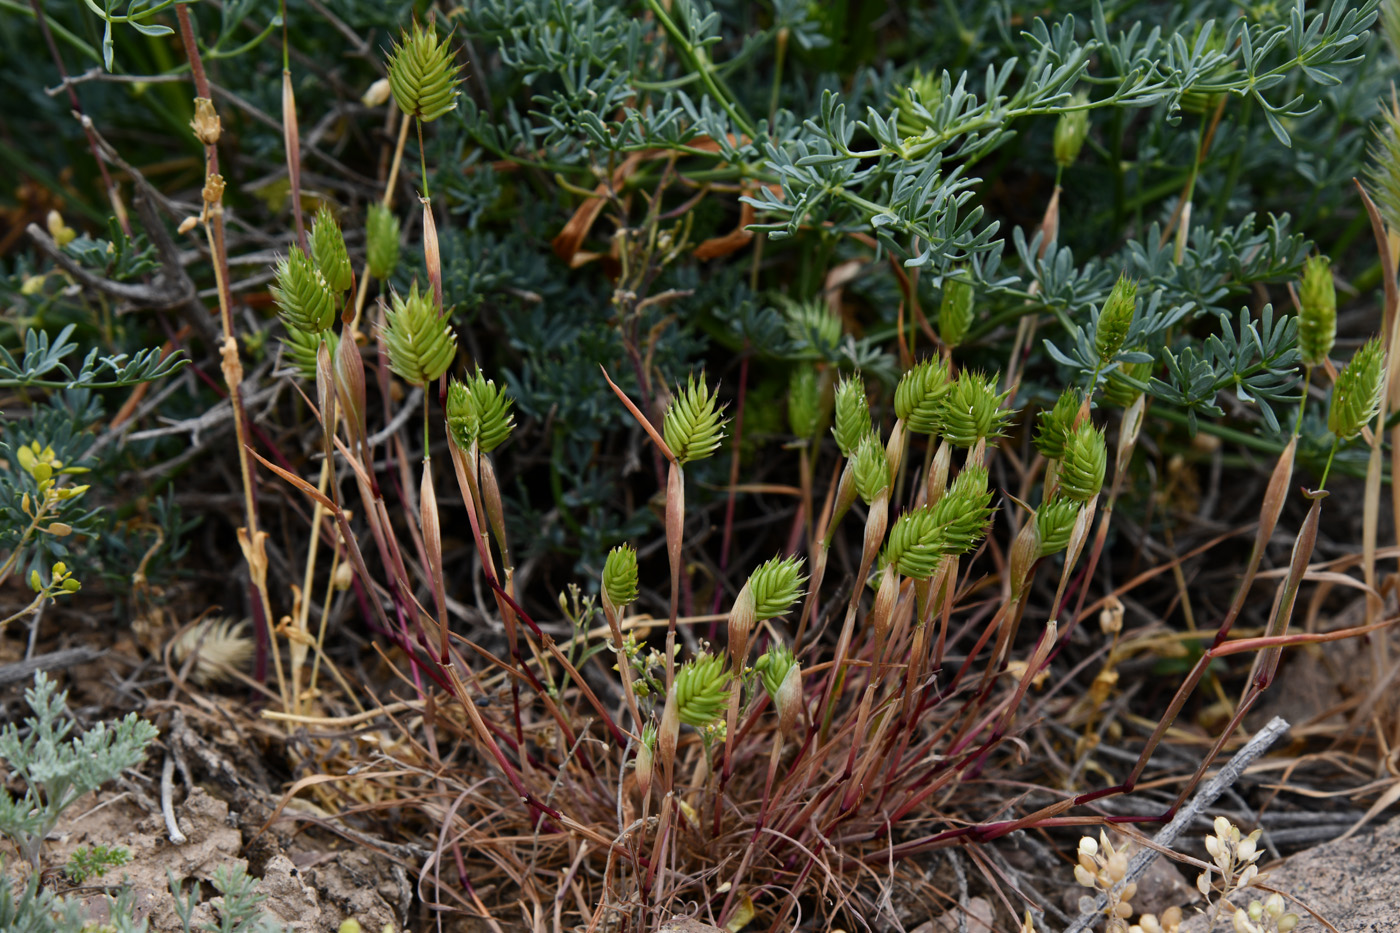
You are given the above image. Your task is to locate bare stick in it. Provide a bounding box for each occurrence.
[1061,716,1290,933]
[161,753,187,845]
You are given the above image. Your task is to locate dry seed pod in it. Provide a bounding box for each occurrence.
[190,97,221,146]
[634,724,656,799]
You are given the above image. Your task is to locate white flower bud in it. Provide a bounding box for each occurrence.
[362,77,392,107]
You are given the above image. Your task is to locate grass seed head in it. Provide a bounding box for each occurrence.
[386,22,463,123]
[1035,497,1081,558]
[1095,274,1138,365]
[171,617,254,686]
[748,555,806,620]
[1328,336,1385,440]
[788,364,830,440]
[895,357,951,435]
[852,432,890,505]
[1103,355,1153,407]
[366,203,401,281]
[1059,421,1107,502]
[271,247,336,334]
[940,370,1013,448]
[832,374,872,457]
[447,368,516,453]
[383,281,456,387]
[931,465,995,554]
[1035,387,1081,460]
[1298,255,1336,367]
[673,653,730,728]
[602,544,639,613]
[938,273,975,349]
[663,374,727,465]
[281,325,337,382]
[310,205,353,294]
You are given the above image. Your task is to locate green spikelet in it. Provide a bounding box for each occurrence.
[1034,388,1081,460]
[938,274,975,349]
[1035,497,1081,558]
[895,358,950,435]
[602,545,638,610]
[1367,100,1400,233]
[747,555,806,620]
[852,433,889,505]
[1102,356,1153,408]
[832,375,871,457]
[788,364,829,440]
[883,466,995,576]
[882,508,947,579]
[1095,274,1137,365]
[785,298,842,354]
[1058,421,1107,502]
[446,368,515,453]
[367,203,401,282]
[663,375,727,465]
[1054,94,1091,168]
[271,247,336,334]
[386,22,462,123]
[674,654,730,727]
[929,465,995,555]
[281,325,338,382]
[754,644,797,703]
[1298,256,1336,367]
[940,371,1013,448]
[383,282,456,386]
[1329,337,1386,441]
[310,206,353,294]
